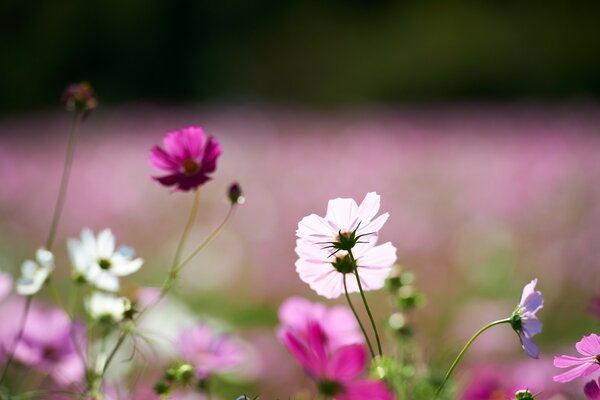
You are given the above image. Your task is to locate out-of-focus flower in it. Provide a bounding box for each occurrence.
[149,126,221,192]
[295,240,396,299]
[0,272,12,301]
[585,378,600,399]
[278,296,363,350]
[553,333,600,382]
[62,81,97,114]
[68,228,143,292]
[281,322,392,400]
[510,278,543,358]
[16,248,54,296]
[13,304,85,386]
[86,292,131,322]
[178,323,244,379]
[228,182,245,205]
[296,192,389,251]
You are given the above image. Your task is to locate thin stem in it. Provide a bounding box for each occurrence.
[101,329,129,376]
[343,275,375,358]
[348,250,383,358]
[46,113,81,251]
[0,296,32,384]
[434,318,511,399]
[170,189,200,273]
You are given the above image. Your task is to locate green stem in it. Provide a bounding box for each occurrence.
[343,275,375,358]
[171,189,200,272]
[46,113,81,251]
[348,250,383,358]
[0,296,32,384]
[434,318,511,399]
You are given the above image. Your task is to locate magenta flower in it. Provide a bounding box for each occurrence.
[585,378,600,399]
[178,323,244,379]
[296,240,396,299]
[297,192,389,250]
[278,297,364,350]
[553,334,600,383]
[510,278,543,358]
[149,126,221,191]
[281,322,392,400]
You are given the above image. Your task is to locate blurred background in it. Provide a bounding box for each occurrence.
[1,1,600,398]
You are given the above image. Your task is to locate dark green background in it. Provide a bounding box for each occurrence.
[2,0,600,112]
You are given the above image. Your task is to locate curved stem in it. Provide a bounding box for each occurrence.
[434,318,511,399]
[348,250,383,358]
[46,113,81,251]
[0,296,32,384]
[343,275,375,358]
[171,189,200,273]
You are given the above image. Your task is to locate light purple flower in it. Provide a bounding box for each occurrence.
[553,334,600,383]
[296,192,389,249]
[13,303,85,386]
[296,240,396,299]
[149,126,221,191]
[585,378,600,400]
[278,297,363,350]
[510,278,543,358]
[178,323,244,379]
[281,321,393,400]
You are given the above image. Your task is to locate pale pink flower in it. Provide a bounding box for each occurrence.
[296,192,389,250]
[295,240,396,299]
[149,126,221,191]
[278,297,363,350]
[553,334,600,383]
[178,323,244,379]
[281,321,392,400]
[510,278,543,358]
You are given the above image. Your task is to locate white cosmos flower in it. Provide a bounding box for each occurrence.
[86,292,131,322]
[16,248,55,296]
[68,228,143,292]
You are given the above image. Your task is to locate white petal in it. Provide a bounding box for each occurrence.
[21,260,38,277]
[356,242,397,270]
[358,212,389,238]
[356,192,381,225]
[325,198,358,231]
[96,229,116,259]
[297,214,335,240]
[110,257,143,277]
[80,228,97,256]
[295,258,343,299]
[35,248,54,268]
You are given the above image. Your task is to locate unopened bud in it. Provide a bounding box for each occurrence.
[62,81,97,115]
[227,182,245,205]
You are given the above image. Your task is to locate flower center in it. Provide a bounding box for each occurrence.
[331,252,356,274]
[182,159,199,175]
[98,258,112,270]
[596,355,600,364]
[317,379,343,396]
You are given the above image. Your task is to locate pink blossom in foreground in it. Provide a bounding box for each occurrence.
[278,297,363,350]
[585,378,600,399]
[296,192,389,249]
[553,334,600,383]
[178,323,244,379]
[296,240,396,299]
[510,278,543,358]
[149,126,221,191]
[281,321,392,400]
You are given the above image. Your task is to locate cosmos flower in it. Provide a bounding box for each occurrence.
[86,292,131,322]
[509,278,543,358]
[278,297,364,350]
[281,322,392,400]
[68,228,143,292]
[585,378,600,400]
[178,323,244,379]
[149,126,221,192]
[295,240,396,299]
[296,192,389,251]
[553,334,600,383]
[16,248,55,296]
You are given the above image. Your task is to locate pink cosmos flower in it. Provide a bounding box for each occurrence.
[149,126,221,191]
[295,240,396,299]
[178,323,244,379]
[510,278,543,358]
[297,192,389,249]
[281,321,393,400]
[553,334,600,383]
[585,378,600,400]
[278,297,364,350]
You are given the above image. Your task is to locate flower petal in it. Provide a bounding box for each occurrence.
[519,278,538,306]
[577,334,600,357]
[327,344,367,380]
[297,214,335,241]
[553,362,600,383]
[520,333,539,358]
[584,379,600,400]
[149,146,179,171]
[326,198,358,231]
[342,379,394,400]
[356,192,381,225]
[96,229,115,259]
[554,355,596,368]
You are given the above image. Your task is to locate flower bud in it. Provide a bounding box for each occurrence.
[62,81,97,115]
[514,389,536,399]
[228,182,245,205]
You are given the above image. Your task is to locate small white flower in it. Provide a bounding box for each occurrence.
[68,228,143,292]
[16,248,55,296]
[87,292,131,322]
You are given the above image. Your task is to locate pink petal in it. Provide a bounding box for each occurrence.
[149,146,179,171]
[180,126,205,159]
[163,131,188,161]
[356,192,381,225]
[200,136,221,172]
[355,242,397,269]
[342,379,394,400]
[154,173,183,187]
[584,379,600,399]
[281,331,317,376]
[327,344,367,380]
[326,198,358,231]
[577,334,600,357]
[554,355,596,368]
[297,214,335,240]
[553,362,600,383]
[359,213,389,237]
[295,258,344,299]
